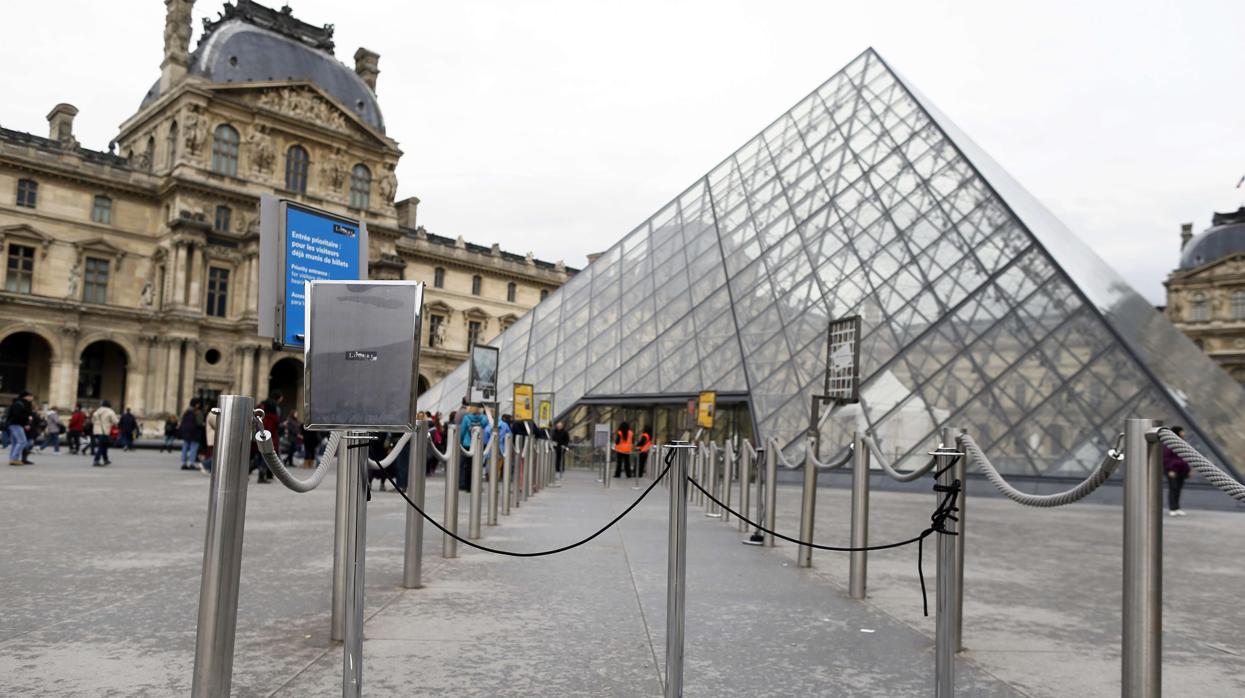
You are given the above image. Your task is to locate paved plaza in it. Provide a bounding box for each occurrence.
[1,448,1243,696]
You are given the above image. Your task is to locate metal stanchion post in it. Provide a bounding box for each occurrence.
[605,445,613,488]
[797,443,817,568]
[331,432,351,641]
[468,427,483,540]
[764,444,777,548]
[738,442,751,533]
[191,395,254,698]
[1123,418,1162,698]
[664,442,693,698]
[513,436,524,507]
[502,434,513,516]
[848,430,869,600]
[487,428,499,526]
[523,434,534,499]
[342,433,369,698]
[403,421,428,589]
[722,441,733,525]
[706,444,721,517]
[442,424,460,559]
[949,426,967,653]
[934,437,963,698]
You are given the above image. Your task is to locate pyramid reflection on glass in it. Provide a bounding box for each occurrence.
[420,48,1245,479]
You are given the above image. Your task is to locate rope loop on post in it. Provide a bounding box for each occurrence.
[252,410,338,493]
[956,431,1124,507]
[805,437,853,470]
[1154,428,1245,503]
[865,436,940,483]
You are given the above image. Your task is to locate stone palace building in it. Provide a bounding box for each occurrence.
[0,0,575,427]
[1165,206,1245,383]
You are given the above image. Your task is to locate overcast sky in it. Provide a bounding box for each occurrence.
[2,0,1242,304]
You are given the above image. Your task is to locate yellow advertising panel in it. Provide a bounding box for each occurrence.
[538,400,553,428]
[513,383,534,421]
[697,391,716,429]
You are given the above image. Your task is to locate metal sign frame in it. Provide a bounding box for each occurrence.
[466,344,500,405]
[697,390,717,429]
[824,315,862,405]
[259,194,369,351]
[534,391,554,428]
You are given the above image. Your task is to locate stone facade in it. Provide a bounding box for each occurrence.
[0,0,574,430]
[1165,212,1245,384]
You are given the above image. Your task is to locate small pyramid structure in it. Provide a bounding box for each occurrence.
[421,48,1245,479]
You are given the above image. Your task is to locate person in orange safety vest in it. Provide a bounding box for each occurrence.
[635,425,653,478]
[613,422,634,478]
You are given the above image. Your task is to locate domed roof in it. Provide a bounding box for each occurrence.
[1179,208,1245,270]
[140,3,384,133]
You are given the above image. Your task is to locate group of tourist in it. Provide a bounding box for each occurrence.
[4,392,123,466]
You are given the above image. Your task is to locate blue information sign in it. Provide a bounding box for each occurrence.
[282,204,362,347]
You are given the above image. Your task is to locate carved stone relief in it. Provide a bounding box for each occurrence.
[257,88,349,133]
[246,124,275,175]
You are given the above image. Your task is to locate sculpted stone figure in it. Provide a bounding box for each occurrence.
[378,163,397,203]
[163,0,193,60]
[247,125,275,174]
[183,108,205,155]
[141,279,155,308]
[67,260,81,299]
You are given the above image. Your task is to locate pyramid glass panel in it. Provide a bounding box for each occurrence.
[420,48,1245,480]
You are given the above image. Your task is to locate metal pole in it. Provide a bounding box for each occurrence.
[664,442,692,698]
[501,433,513,516]
[706,444,721,517]
[1123,418,1162,698]
[191,395,254,698]
[764,444,777,548]
[848,431,869,600]
[487,428,499,526]
[950,427,967,653]
[403,421,428,589]
[523,433,533,499]
[513,436,524,508]
[722,440,733,525]
[331,432,352,641]
[468,427,483,540]
[934,437,963,698]
[341,433,369,698]
[442,424,459,559]
[797,444,817,568]
[605,442,613,489]
[738,442,751,532]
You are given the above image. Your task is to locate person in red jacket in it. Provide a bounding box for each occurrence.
[67,405,87,455]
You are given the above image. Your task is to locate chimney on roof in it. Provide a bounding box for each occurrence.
[354,47,380,92]
[1180,222,1194,250]
[395,196,419,229]
[160,0,194,93]
[46,103,78,145]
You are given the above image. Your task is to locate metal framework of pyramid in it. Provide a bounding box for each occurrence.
[420,48,1245,479]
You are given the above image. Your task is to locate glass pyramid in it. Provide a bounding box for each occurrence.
[419,48,1245,479]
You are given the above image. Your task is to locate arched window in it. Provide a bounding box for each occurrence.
[1232,291,1245,321]
[285,145,310,193]
[349,164,371,209]
[1190,294,1210,322]
[166,121,178,170]
[91,195,112,224]
[211,124,239,176]
[507,282,516,302]
[471,275,482,296]
[433,267,445,288]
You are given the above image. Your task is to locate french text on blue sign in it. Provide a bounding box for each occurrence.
[283,206,361,347]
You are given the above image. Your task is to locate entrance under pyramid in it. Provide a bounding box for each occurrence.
[419,48,1245,480]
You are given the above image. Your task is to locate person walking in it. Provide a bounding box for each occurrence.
[300,421,320,469]
[6,391,34,465]
[202,408,217,474]
[68,405,86,455]
[253,393,282,483]
[90,400,119,467]
[426,413,444,476]
[179,399,204,470]
[551,420,570,477]
[282,411,302,467]
[42,405,63,454]
[613,421,634,479]
[1163,425,1192,516]
[118,408,139,451]
[161,415,178,453]
[635,425,653,479]
[458,405,488,491]
[82,413,96,458]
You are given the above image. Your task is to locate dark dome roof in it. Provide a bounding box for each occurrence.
[140,19,384,133]
[1180,208,1245,270]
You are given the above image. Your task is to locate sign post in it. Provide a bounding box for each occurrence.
[467,345,500,405]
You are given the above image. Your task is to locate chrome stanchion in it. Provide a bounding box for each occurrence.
[468,427,483,540]
[848,430,869,600]
[950,426,967,652]
[722,440,734,525]
[706,443,721,517]
[513,435,524,508]
[797,444,817,568]
[523,434,533,499]
[934,436,964,698]
[442,424,460,559]
[605,444,613,489]
[341,432,370,698]
[501,433,513,516]
[664,442,693,698]
[764,444,777,547]
[1123,418,1162,698]
[403,421,428,589]
[331,432,352,641]
[191,395,254,698]
[487,428,500,526]
[738,441,752,533]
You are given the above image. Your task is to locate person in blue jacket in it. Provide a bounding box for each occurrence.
[458,404,488,491]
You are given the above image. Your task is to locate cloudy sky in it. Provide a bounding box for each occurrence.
[2,0,1241,304]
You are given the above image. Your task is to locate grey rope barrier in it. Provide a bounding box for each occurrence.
[365,432,412,472]
[957,432,1124,508]
[770,437,801,470]
[428,438,449,463]
[1154,428,1245,503]
[806,437,853,470]
[253,411,340,493]
[865,436,940,483]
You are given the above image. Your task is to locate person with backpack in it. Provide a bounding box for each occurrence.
[90,400,119,467]
[179,399,204,470]
[6,391,34,466]
[117,408,139,451]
